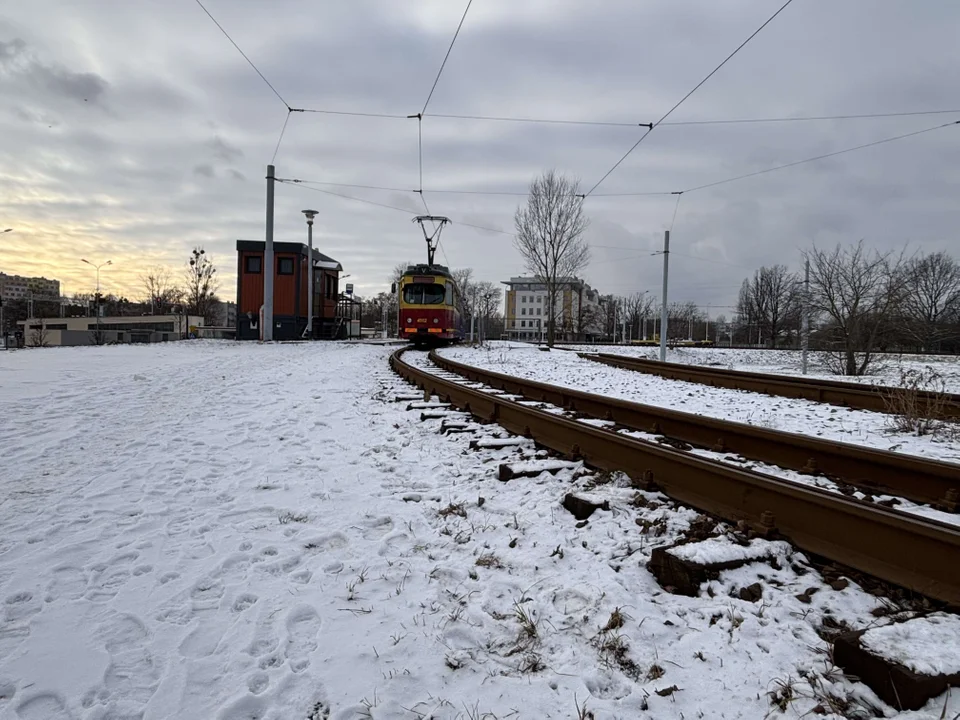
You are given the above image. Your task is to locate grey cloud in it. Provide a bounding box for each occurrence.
[2,0,959,303]
[207,136,244,162]
[0,38,108,106]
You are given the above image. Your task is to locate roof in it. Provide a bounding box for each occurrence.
[235,240,341,269]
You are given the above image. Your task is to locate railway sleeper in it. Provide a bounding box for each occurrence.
[834,616,960,712]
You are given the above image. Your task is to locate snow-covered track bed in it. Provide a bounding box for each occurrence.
[391,348,960,605]
[585,352,960,419]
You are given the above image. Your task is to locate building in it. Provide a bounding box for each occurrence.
[502,276,603,342]
[235,240,344,341]
[16,314,202,347]
[0,272,61,300]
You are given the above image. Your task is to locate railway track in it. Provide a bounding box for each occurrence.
[390,347,960,605]
[583,352,960,419]
[429,351,959,510]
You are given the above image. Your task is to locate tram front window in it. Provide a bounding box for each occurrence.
[403,283,445,304]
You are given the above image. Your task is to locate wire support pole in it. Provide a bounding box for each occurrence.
[659,230,670,363]
[263,164,276,342]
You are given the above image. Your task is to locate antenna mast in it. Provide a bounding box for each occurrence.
[413,215,450,267]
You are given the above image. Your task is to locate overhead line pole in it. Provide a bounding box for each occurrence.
[264,164,276,342]
[659,230,670,362]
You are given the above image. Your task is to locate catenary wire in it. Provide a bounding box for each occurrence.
[289,106,960,127]
[682,119,960,193]
[583,0,796,197]
[271,110,292,164]
[421,0,474,116]
[193,0,290,109]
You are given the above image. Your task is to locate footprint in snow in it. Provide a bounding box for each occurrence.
[14,692,74,720]
[45,567,88,602]
[284,605,322,672]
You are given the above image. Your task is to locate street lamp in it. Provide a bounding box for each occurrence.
[301,210,318,339]
[81,258,112,335]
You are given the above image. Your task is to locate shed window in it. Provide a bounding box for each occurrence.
[278,258,295,275]
[245,256,262,274]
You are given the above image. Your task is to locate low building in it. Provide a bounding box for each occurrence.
[16,314,202,347]
[0,272,61,301]
[502,276,603,342]
[235,240,345,340]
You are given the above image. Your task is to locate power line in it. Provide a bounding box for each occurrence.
[682,120,960,193]
[193,0,290,109]
[288,106,960,128]
[271,110,292,164]
[279,179,514,239]
[583,0,796,197]
[422,0,474,116]
[277,180,418,216]
[661,109,960,127]
[277,178,414,193]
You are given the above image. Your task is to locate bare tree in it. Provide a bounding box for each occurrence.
[28,319,49,348]
[184,247,219,323]
[514,170,590,346]
[735,265,799,347]
[804,241,908,376]
[623,292,655,340]
[140,266,182,315]
[899,252,960,352]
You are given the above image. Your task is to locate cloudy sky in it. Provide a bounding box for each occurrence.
[2,0,959,316]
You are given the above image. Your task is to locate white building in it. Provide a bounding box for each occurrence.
[501,277,603,342]
[16,314,203,347]
[0,272,61,300]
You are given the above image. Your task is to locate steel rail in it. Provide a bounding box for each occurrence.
[585,353,960,419]
[391,348,960,604]
[427,351,959,510]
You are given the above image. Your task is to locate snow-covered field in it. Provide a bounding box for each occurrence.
[439,344,960,465]
[1,341,957,720]
[564,345,960,392]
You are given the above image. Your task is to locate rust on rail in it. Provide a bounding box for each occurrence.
[427,351,960,510]
[584,352,960,419]
[391,348,960,604]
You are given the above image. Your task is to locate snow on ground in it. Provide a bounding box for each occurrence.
[439,344,960,465]
[564,344,960,393]
[1,341,958,720]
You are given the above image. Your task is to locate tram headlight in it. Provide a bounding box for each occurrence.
[433,318,439,324]
[406,317,412,324]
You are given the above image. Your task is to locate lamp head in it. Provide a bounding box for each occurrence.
[302,209,318,223]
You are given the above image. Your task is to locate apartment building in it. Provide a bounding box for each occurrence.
[0,272,61,300]
[501,276,603,342]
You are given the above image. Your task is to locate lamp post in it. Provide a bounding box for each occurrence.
[81,258,111,336]
[301,209,318,339]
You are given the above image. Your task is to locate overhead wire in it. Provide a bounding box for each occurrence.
[583,0,796,197]
[681,119,960,194]
[271,110,292,164]
[421,0,474,117]
[286,106,960,128]
[193,0,290,110]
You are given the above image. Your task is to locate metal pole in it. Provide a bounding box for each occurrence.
[802,258,810,374]
[659,230,670,362]
[263,164,276,342]
[305,216,314,339]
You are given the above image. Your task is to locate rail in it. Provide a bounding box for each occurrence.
[390,348,960,604]
[427,351,959,510]
[583,352,960,419]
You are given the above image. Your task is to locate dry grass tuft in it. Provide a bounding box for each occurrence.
[475,553,502,569]
[439,502,467,518]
